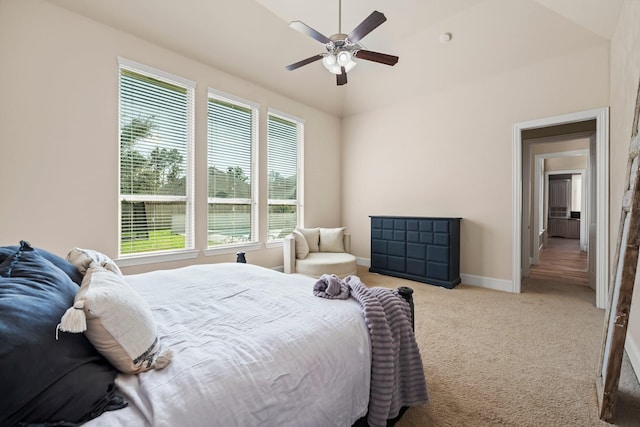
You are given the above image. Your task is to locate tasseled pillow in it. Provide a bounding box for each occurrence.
[66,247,123,276]
[58,262,172,373]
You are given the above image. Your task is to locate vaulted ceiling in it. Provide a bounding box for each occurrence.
[43,0,622,117]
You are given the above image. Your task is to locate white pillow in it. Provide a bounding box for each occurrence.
[296,227,320,252]
[67,247,122,276]
[319,227,346,252]
[292,230,310,259]
[58,263,171,374]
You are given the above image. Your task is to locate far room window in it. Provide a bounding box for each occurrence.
[207,91,258,248]
[118,59,195,257]
[267,110,303,241]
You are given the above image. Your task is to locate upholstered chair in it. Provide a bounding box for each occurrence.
[284,227,357,278]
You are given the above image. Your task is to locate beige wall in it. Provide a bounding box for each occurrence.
[610,1,640,374]
[544,154,588,171]
[342,43,609,281]
[0,0,341,274]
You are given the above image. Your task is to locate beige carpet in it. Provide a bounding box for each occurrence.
[356,267,640,426]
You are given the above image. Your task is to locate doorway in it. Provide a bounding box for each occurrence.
[512,107,609,309]
[531,167,589,287]
[526,145,590,286]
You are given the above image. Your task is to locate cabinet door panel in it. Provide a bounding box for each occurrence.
[372,254,388,269]
[407,259,426,276]
[434,233,450,246]
[407,243,426,259]
[388,256,405,272]
[427,262,449,280]
[567,220,580,238]
[420,232,434,244]
[407,231,420,242]
[372,239,387,254]
[428,246,449,263]
[548,218,568,237]
[388,241,405,257]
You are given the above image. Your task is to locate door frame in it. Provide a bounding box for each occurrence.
[533,152,588,263]
[512,107,609,309]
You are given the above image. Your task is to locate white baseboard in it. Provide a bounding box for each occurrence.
[626,333,640,380]
[356,257,371,268]
[357,258,513,293]
[460,273,514,292]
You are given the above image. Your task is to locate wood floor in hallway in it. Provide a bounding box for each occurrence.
[528,237,589,286]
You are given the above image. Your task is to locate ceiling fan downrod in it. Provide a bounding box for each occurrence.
[338,0,342,34]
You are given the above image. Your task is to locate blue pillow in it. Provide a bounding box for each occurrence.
[0,243,83,285]
[0,241,124,426]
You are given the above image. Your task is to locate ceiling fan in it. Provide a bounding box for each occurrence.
[285,0,399,86]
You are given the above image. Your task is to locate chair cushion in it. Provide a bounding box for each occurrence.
[296,252,357,279]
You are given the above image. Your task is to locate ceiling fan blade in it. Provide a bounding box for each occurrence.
[337,67,347,86]
[347,11,387,43]
[289,21,332,44]
[286,54,324,71]
[354,50,399,66]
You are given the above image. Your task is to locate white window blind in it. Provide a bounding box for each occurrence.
[207,92,258,247]
[267,111,303,241]
[118,60,194,256]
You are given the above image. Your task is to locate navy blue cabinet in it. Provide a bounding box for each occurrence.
[369,216,461,289]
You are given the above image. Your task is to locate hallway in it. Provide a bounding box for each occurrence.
[528,237,589,286]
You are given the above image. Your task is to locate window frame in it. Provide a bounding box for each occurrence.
[117,58,197,265]
[204,89,260,256]
[266,109,304,246]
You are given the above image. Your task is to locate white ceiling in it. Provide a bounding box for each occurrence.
[43,0,622,117]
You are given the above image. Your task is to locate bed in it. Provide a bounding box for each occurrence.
[0,242,428,427]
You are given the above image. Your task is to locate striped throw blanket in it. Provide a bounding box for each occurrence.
[314,275,429,427]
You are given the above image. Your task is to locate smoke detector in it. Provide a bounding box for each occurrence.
[439,32,452,44]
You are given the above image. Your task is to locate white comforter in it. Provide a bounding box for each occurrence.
[84,263,371,427]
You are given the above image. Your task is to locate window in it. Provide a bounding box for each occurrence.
[118,59,194,257]
[267,111,303,241]
[207,91,258,248]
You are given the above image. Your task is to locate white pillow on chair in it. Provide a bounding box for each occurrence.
[319,227,346,252]
[296,227,320,252]
[292,230,310,259]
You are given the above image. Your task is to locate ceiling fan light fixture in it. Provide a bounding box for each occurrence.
[322,54,342,74]
[322,53,336,67]
[337,50,351,65]
[322,53,338,71]
[337,50,356,72]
